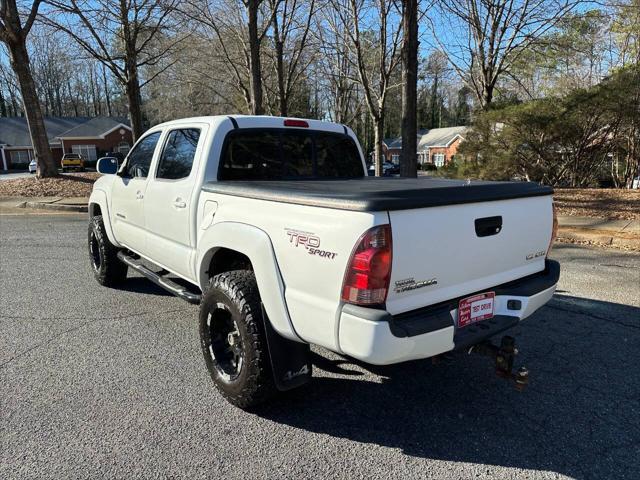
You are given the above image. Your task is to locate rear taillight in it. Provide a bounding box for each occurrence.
[341,224,392,305]
[547,202,559,257]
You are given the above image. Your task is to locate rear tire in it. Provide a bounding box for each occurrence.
[88,215,128,287]
[199,270,276,409]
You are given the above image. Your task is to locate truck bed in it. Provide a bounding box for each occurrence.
[202,177,553,211]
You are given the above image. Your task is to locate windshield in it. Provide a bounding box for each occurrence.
[218,129,364,181]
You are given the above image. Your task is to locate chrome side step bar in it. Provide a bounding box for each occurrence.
[117,251,202,304]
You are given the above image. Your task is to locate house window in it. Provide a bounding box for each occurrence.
[118,142,130,154]
[10,150,31,165]
[11,150,31,165]
[433,153,445,167]
[391,154,399,164]
[72,144,97,161]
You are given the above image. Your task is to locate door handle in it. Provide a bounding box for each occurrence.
[173,198,187,209]
[136,191,144,200]
[475,216,502,237]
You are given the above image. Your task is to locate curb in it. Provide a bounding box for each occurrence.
[23,201,88,213]
[557,227,640,251]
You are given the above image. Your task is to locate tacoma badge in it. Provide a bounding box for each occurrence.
[394,277,437,293]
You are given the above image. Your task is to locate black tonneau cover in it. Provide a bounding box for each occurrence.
[201,177,553,212]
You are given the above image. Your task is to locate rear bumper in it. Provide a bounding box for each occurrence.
[338,260,560,365]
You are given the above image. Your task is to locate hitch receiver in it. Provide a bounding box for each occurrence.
[469,335,529,391]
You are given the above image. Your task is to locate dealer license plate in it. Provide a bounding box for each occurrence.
[458,292,495,328]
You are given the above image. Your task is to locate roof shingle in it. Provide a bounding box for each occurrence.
[0,116,130,147]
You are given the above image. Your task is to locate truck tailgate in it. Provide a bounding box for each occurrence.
[385,195,554,315]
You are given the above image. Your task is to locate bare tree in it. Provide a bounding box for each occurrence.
[433,0,579,109]
[0,0,57,176]
[181,0,277,115]
[0,54,23,115]
[332,0,402,176]
[315,4,361,125]
[400,0,418,177]
[44,0,182,139]
[268,0,315,116]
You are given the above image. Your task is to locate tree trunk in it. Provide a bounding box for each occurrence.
[482,83,494,110]
[124,55,144,140]
[0,89,7,117]
[429,76,438,128]
[66,79,78,116]
[8,41,57,178]
[374,114,384,177]
[102,64,112,117]
[247,0,264,115]
[400,0,418,178]
[126,77,144,140]
[275,39,287,116]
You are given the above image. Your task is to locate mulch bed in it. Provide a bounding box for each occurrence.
[553,188,639,221]
[0,173,100,198]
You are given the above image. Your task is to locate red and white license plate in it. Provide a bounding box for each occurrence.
[458,292,495,328]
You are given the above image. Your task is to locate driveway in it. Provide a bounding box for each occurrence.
[1,214,638,479]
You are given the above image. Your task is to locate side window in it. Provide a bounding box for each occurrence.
[156,129,201,180]
[124,132,161,178]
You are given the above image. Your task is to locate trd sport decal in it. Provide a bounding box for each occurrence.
[285,228,338,260]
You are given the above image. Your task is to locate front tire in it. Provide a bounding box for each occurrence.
[199,270,275,409]
[88,215,128,287]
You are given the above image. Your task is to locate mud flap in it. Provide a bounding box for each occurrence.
[261,305,312,391]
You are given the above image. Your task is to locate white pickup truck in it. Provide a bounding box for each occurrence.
[89,115,560,408]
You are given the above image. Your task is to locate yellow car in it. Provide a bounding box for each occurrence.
[61,153,85,172]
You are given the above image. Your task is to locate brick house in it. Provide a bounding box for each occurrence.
[0,116,132,171]
[382,129,428,164]
[417,126,468,167]
[382,126,468,167]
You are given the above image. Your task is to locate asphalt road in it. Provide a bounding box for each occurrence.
[1,214,639,479]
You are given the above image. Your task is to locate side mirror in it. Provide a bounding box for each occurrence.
[97,157,118,175]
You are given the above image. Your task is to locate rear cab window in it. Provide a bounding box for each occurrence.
[218,130,364,180]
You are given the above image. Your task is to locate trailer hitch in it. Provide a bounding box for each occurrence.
[469,335,529,391]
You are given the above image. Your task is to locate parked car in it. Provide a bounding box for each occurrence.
[368,161,400,176]
[28,159,37,174]
[89,116,559,409]
[61,153,85,172]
